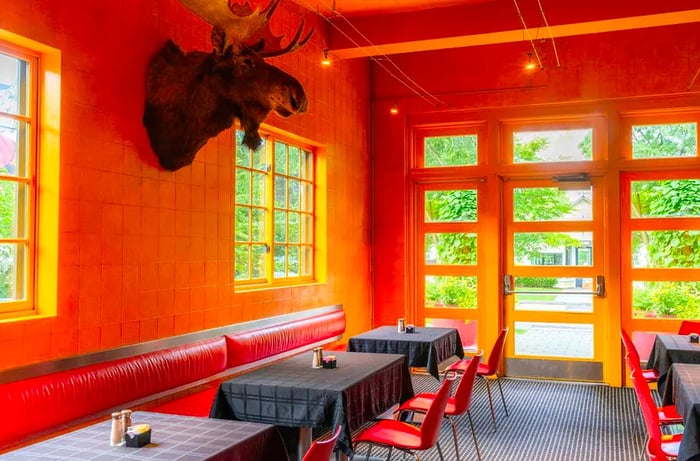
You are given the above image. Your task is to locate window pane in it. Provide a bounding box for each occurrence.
[425,275,477,309]
[302,215,313,244]
[274,211,286,243]
[0,52,29,117]
[288,212,300,243]
[514,276,593,313]
[251,244,266,278]
[426,318,478,351]
[301,246,312,276]
[235,170,250,204]
[425,190,477,223]
[287,246,299,277]
[288,146,300,177]
[301,183,313,212]
[632,123,697,158]
[274,142,287,174]
[301,150,313,181]
[425,233,477,265]
[630,179,700,218]
[274,177,287,208]
[515,322,593,358]
[632,231,700,268]
[289,179,300,210]
[424,135,477,167]
[633,281,700,319]
[514,187,592,222]
[274,245,285,277]
[251,208,265,241]
[235,133,251,167]
[0,243,23,301]
[234,207,249,242]
[514,232,593,266]
[513,129,592,163]
[0,116,27,176]
[234,245,250,280]
[251,172,266,206]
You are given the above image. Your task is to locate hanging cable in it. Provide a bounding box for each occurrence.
[298,0,446,107]
[512,0,544,69]
[536,0,560,68]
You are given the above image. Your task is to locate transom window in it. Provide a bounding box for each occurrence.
[234,130,315,288]
[0,46,37,316]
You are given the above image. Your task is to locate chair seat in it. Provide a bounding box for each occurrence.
[658,432,683,458]
[658,405,683,424]
[354,419,425,450]
[399,393,458,416]
[642,368,660,382]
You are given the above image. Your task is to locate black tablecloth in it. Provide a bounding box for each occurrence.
[3,411,288,461]
[346,326,464,379]
[647,334,700,396]
[660,363,700,461]
[210,351,413,457]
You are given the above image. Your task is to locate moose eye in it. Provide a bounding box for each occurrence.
[242,57,255,68]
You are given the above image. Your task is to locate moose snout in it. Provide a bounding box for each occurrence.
[291,92,308,113]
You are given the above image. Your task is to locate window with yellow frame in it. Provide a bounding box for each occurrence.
[0,45,37,316]
[234,130,316,288]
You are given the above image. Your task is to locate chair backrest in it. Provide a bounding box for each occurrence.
[418,378,452,449]
[630,371,664,456]
[301,425,342,461]
[620,329,643,375]
[483,328,509,375]
[448,353,481,416]
[678,320,700,335]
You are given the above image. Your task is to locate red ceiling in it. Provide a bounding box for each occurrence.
[305,0,491,16]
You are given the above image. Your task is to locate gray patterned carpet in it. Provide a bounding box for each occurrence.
[298,373,650,461]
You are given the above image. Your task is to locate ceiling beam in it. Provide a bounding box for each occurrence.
[331,9,700,59]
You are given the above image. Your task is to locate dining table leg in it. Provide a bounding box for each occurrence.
[298,427,312,460]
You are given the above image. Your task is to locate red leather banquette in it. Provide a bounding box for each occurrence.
[0,305,345,452]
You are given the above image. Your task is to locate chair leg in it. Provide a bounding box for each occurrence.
[466,411,482,461]
[495,374,509,416]
[448,416,461,461]
[435,441,445,461]
[482,376,497,431]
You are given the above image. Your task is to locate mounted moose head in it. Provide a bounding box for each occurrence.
[143,0,312,171]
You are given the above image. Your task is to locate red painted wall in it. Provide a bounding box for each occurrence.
[371,23,700,325]
[0,0,371,371]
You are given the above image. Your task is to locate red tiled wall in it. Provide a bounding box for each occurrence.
[371,23,700,325]
[0,0,371,371]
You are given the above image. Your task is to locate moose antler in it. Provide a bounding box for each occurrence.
[178,0,313,56]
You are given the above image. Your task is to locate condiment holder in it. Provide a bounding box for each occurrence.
[690,333,699,344]
[405,324,415,334]
[322,355,337,368]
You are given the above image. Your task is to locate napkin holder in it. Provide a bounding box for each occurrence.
[322,355,337,369]
[125,424,151,447]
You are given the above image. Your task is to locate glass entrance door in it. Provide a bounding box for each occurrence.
[503,178,606,381]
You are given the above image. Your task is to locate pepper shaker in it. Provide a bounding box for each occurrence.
[121,409,132,435]
[110,411,123,446]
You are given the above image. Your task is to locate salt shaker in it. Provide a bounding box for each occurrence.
[312,347,323,368]
[397,318,405,333]
[121,409,132,435]
[110,411,124,446]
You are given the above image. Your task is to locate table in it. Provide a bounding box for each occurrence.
[347,325,464,379]
[209,351,414,459]
[647,334,700,395]
[660,363,700,461]
[2,411,289,461]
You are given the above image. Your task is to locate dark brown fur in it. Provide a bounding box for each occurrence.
[143,40,307,171]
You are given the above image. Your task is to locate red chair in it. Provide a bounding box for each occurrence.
[678,320,700,335]
[631,370,682,460]
[397,354,482,461]
[444,327,509,430]
[353,378,451,460]
[620,329,659,383]
[301,425,342,461]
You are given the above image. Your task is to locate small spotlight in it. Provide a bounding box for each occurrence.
[321,49,331,66]
[525,52,536,70]
[390,101,398,115]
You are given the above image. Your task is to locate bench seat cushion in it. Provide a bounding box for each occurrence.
[225,310,346,368]
[0,337,227,447]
